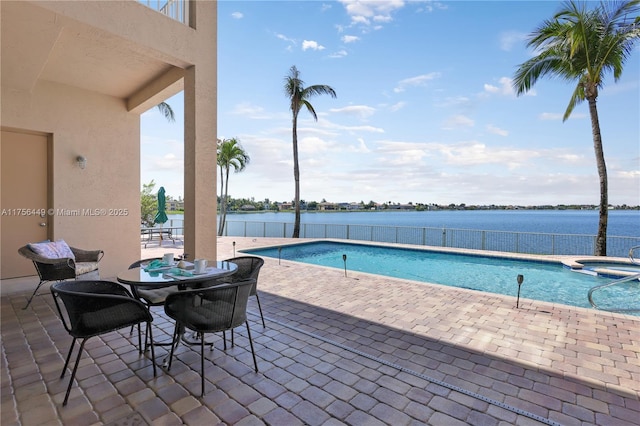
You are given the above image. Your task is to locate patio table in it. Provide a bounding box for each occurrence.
[117,260,238,358]
[117,260,237,289]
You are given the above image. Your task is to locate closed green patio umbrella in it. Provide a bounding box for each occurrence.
[155,187,169,243]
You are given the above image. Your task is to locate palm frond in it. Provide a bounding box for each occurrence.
[156,102,175,123]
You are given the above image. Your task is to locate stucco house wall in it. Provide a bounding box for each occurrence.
[2,80,141,276]
[1,0,217,278]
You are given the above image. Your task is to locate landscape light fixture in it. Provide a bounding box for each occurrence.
[516,274,524,308]
[343,254,347,277]
[76,155,87,169]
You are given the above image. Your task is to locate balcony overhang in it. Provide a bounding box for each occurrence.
[1,1,192,103]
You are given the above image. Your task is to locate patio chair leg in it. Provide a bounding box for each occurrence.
[254,293,266,328]
[167,323,180,371]
[136,324,142,354]
[200,336,205,397]
[61,338,77,378]
[147,321,157,377]
[22,280,47,310]
[63,338,88,406]
[245,321,258,372]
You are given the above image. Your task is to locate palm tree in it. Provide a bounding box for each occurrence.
[513,0,639,256]
[157,102,175,122]
[284,65,337,238]
[217,138,250,236]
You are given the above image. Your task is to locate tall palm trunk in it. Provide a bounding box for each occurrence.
[292,111,301,238]
[220,169,231,236]
[588,96,608,256]
[218,167,225,236]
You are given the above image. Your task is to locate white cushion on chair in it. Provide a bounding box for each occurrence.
[75,262,99,276]
[28,239,75,260]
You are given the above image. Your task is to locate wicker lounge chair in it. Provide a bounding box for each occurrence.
[18,243,104,309]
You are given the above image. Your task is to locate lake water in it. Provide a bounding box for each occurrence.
[218,210,639,237]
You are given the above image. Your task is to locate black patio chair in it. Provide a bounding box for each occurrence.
[164,279,258,396]
[127,257,181,350]
[128,257,181,306]
[216,256,266,327]
[50,280,156,406]
[18,244,104,309]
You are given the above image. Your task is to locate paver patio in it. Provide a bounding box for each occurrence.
[1,237,638,425]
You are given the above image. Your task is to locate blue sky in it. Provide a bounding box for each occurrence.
[141,1,640,206]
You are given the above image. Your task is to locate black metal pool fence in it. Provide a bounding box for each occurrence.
[221,220,640,257]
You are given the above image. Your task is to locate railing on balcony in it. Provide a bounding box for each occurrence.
[139,0,188,25]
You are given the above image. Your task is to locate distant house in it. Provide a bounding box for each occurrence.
[167,200,184,211]
[319,202,338,211]
[399,204,416,210]
[240,205,256,211]
[278,202,293,211]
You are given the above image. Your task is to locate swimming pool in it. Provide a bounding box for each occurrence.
[244,241,640,315]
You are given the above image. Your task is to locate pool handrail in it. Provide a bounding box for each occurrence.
[587,245,640,314]
[629,245,640,265]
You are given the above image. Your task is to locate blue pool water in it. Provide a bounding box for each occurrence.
[244,241,640,314]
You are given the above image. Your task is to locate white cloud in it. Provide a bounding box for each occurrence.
[539,112,564,121]
[329,49,349,58]
[436,96,471,108]
[302,40,326,51]
[483,77,515,96]
[357,138,371,153]
[276,34,298,51]
[486,124,508,137]
[443,115,474,129]
[338,0,406,26]
[231,12,243,19]
[329,105,376,119]
[347,138,371,153]
[231,102,273,119]
[394,72,441,93]
[499,31,526,51]
[155,153,183,170]
[342,35,360,43]
[389,101,406,112]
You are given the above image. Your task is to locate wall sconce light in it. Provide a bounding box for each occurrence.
[76,155,87,169]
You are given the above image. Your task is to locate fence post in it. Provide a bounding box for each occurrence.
[347,224,350,240]
[481,231,486,250]
[442,228,446,247]
[423,228,426,246]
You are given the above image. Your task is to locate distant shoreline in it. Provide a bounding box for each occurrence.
[166,206,639,216]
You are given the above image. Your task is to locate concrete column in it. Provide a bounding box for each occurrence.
[183,1,217,261]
